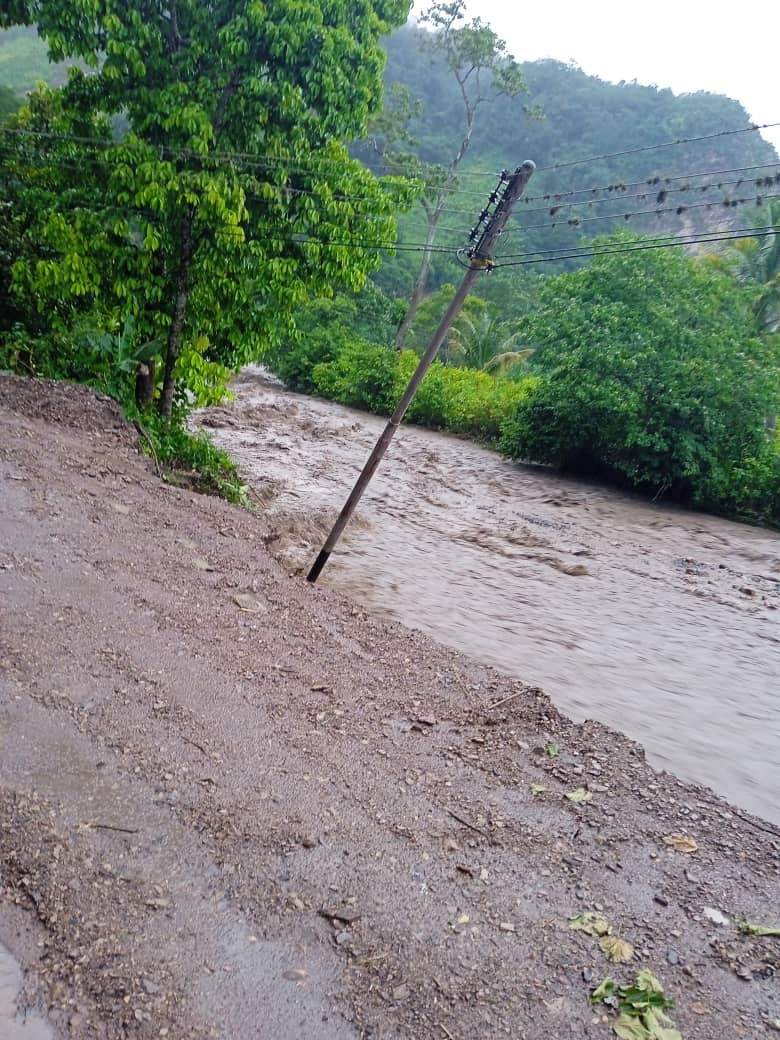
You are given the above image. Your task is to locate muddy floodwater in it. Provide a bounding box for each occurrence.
[200,369,780,824]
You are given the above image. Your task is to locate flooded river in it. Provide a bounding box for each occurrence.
[200,369,780,824]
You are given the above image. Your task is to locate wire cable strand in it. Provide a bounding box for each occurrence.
[515,169,780,217]
[502,192,780,236]
[494,228,779,268]
[496,225,780,261]
[534,122,780,173]
[519,161,780,206]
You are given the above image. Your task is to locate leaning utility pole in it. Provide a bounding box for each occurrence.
[307,160,536,584]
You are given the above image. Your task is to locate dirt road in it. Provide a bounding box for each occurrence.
[1,375,779,1039]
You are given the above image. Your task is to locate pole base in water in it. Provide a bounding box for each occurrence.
[307,548,331,584]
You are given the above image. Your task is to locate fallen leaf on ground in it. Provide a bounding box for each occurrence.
[592,971,681,1040]
[738,920,780,937]
[545,742,561,758]
[600,935,635,963]
[614,1009,681,1040]
[566,787,593,804]
[662,833,698,853]
[590,977,616,1003]
[570,911,611,936]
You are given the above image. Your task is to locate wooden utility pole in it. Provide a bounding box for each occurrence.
[307,160,536,584]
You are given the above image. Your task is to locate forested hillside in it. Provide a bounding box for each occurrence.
[371,24,779,300]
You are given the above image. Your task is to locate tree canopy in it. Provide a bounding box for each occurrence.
[499,234,780,520]
[1,0,416,415]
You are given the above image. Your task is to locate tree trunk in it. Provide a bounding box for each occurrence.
[135,361,155,411]
[394,111,475,353]
[159,210,194,421]
[394,207,444,352]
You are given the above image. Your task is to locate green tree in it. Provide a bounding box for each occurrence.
[499,234,780,519]
[1,0,416,417]
[448,311,531,372]
[391,2,532,350]
[0,84,116,346]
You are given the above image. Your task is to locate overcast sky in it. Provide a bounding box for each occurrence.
[449,0,780,155]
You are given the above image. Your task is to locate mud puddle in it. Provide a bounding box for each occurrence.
[0,943,52,1040]
[200,368,780,823]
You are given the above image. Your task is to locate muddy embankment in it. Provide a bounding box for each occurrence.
[200,368,780,826]
[0,373,778,1040]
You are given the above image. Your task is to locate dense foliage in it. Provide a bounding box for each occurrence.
[499,237,780,522]
[266,309,536,443]
[0,0,415,418]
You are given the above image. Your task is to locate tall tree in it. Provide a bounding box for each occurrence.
[499,234,780,517]
[391,1,532,351]
[1,0,416,417]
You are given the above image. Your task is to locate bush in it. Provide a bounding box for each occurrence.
[131,405,249,505]
[498,238,780,524]
[397,350,536,442]
[312,340,399,414]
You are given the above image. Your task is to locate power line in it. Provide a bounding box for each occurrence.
[496,224,779,262]
[520,161,780,206]
[201,223,460,255]
[4,127,779,263]
[6,120,778,191]
[535,121,780,173]
[493,228,779,268]
[515,168,780,217]
[0,126,498,194]
[503,192,780,236]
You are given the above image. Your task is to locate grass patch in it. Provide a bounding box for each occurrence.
[131,408,250,506]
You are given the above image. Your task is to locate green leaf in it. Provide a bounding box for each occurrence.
[738,921,780,937]
[569,911,610,937]
[600,935,635,963]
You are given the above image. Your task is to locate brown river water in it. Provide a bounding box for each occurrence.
[200,368,780,824]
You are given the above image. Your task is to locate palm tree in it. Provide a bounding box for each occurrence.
[719,200,780,333]
[448,312,534,375]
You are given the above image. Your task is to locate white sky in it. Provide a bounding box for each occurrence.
[449,0,780,155]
